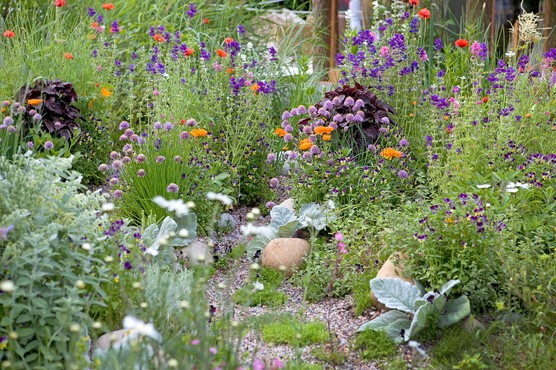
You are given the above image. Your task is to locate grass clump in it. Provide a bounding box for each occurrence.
[355,329,397,360]
[233,267,287,307]
[259,314,328,346]
[352,271,376,316]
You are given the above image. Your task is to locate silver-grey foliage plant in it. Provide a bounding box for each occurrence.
[357,278,471,343]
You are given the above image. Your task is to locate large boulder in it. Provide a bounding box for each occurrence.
[261,238,310,276]
[371,253,414,311]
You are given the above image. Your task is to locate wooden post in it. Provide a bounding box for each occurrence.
[312,0,331,74]
[546,0,556,51]
[330,0,338,68]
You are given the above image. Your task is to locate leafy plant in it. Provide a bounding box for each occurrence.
[306,82,396,149]
[245,202,335,259]
[355,329,398,360]
[357,278,470,343]
[16,79,82,139]
[142,214,197,263]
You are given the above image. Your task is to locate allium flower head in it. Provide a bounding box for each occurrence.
[167,183,179,193]
[44,141,54,150]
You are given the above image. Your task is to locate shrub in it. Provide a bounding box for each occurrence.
[0,154,115,368]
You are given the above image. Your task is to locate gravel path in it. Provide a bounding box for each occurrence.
[204,205,413,369]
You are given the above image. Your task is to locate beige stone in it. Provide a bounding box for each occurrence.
[261,238,310,276]
[94,329,128,353]
[176,239,212,266]
[278,197,295,212]
[371,253,414,311]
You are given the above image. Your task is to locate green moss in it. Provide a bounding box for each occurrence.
[233,267,287,307]
[355,329,397,360]
[283,362,323,370]
[259,314,329,346]
[352,271,376,316]
[229,243,246,259]
[233,286,288,307]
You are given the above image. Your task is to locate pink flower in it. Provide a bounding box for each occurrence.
[380,46,389,57]
[271,358,285,369]
[253,359,265,370]
[334,232,344,241]
[191,339,200,345]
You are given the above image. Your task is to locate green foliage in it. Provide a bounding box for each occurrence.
[233,267,287,307]
[352,271,376,316]
[260,315,328,347]
[355,329,397,360]
[0,154,114,367]
[358,279,470,343]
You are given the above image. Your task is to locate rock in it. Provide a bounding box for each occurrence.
[94,329,128,354]
[217,213,236,231]
[462,315,486,333]
[278,198,295,212]
[251,9,306,49]
[176,240,212,266]
[370,253,414,311]
[261,238,310,276]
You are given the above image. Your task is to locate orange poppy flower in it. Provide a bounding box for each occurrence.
[418,8,430,19]
[191,128,208,138]
[313,126,334,135]
[153,34,166,43]
[27,99,43,106]
[322,134,332,141]
[224,37,234,44]
[216,49,228,58]
[203,18,209,24]
[409,0,419,5]
[184,48,194,56]
[102,3,115,10]
[251,84,260,95]
[91,22,99,29]
[101,87,112,97]
[226,68,234,74]
[275,128,286,137]
[299,138,313,151]
[380,147,403,160]
[525,113,531,118]
[455,39,469,48]
[3,30,15,38]
[64,52,73,60]
[483,96,488,103]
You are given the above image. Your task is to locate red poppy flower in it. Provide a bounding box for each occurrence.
[3,30,15,38]
[216,49,228,58]
[102,3,115,10]
[64,52,73,60]
[184,48,194,56]
[455,39,469,48]
[418,8,430,19]
[483,96,488,103]
[54,0,65,7]
[153,34,166,43]
[409,0,419,5]
[224,37,234,44]
[203,18,209,24]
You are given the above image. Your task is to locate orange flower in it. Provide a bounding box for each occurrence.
[275,128,286,137]
[203,18,209,24]
[54,0,66,7]
[251,84,260,95]
[216,49,228,58]
[313,126,334,135]
[3,30,15,38]
[299,138,313,151]
[88,99,96,109]
[455,39,469,48]
[101,87,112,97]
[418,8,430,19]
[184,48,194,56]
[482,96,488,103]
[27,99,43,106]
[322,134,332,141]
[153,34,166,43]
[64,52,73,60]
[409,0,419,5]
[525,113,531,118]
[226,68,234,74]
[380,147,403,160]
[91,22,99,29]
[224,37,234,44]
[191,128,208,138]
[102,3,115,10]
